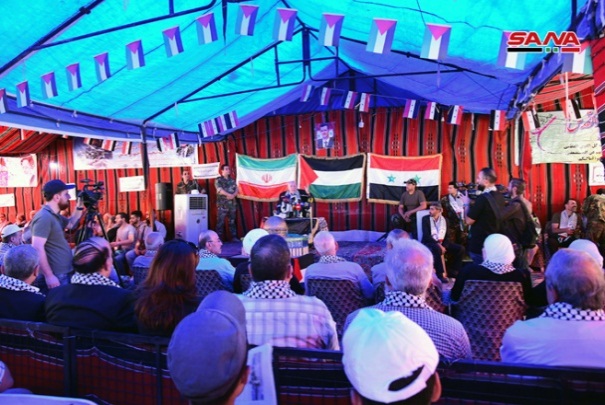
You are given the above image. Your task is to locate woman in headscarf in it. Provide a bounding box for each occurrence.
[450,233,532,301]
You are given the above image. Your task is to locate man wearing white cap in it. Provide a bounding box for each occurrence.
[343,308,442,404]
[0,224,23,269]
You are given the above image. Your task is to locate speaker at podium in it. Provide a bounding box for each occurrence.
[174,194,209,245]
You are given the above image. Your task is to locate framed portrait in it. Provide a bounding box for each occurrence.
[315,122,335,150]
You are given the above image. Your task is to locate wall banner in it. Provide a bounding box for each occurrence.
[0,154,38,187]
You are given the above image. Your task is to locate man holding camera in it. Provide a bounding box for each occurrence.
[31,180,84,292]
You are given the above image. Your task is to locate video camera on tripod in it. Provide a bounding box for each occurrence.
[78,179,105,211]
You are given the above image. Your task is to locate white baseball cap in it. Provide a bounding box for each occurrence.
[342,309,439,403]
[1,224,21,238]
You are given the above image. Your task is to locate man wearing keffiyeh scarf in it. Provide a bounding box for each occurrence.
[501,249,605,367]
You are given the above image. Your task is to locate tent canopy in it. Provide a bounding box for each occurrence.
[0,0,602,143]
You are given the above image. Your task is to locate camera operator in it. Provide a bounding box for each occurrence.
[31,180,85,293]
[440,181,468,245]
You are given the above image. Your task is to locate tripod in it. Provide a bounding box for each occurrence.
[76,209,108,245]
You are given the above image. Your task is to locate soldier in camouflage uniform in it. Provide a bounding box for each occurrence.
[215,164,239,241]
[582,188,605,257]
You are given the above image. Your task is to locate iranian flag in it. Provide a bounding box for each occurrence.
[236,154,297,201]
[298,154,365,202]
[367,153,442,204]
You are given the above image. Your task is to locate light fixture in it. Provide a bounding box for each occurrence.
[358,119,365,128]
[49,162,59,171]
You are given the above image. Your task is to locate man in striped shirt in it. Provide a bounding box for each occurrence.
[237,234,339,350]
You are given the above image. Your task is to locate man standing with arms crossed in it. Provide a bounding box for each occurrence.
[216,164,239,242]
[32,180,84,292]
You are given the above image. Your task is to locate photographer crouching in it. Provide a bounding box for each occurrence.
[31,180,86,294]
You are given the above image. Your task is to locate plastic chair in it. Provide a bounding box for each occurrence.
[195,270,227,299]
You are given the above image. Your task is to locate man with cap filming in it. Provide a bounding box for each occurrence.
[392,178,427,236]
[31,179,84,291]
[168,291,250,405]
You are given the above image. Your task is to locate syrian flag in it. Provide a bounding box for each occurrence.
[300,84,313,102]
[196,13,218,45]
[564,98,582,120]
[497,31,525,70]
[66,63,82,91]
[366,18,397,54]
[403,99,420,119]
[298,154,365,202]
[236,154,297,201]
[94,52,111,82]
[0,89,7,114]
[424,101,439,120]
[561,42,593,74]
[121,141,133,155]
[521,109,539,131]
[41,72,58,99]
[447,105,463,125]
[16,81,30,108]
[320,88,331,106]
[157,133,179,151]
[366,153,442,204]
[344,91,357,109]
[199,120,218,138]
[490,110,507,131]
[420,23,451,60]
[274,8,297,42]
[359,93,371,112]
[236,4,259,36]
[217,111,239,132]
[163,26,184,57]
[101,140,116,151]
[126,40,145,70]
[319,13,344,47]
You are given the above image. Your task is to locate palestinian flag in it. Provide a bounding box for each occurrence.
[367,153,442,204]
[298,154,365,202]
[236,154,297,202]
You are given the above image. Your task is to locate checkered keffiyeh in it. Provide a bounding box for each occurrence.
[382,290,432,309]
[318,255,346,264]
[71,272,120,288]
[198,249,218,259]
[541,302,605,321]
[244,280,297,299]
[481,260,515,275]
[0,274,43,295]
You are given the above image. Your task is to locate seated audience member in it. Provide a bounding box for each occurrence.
[233,228,268,293]
[103,213,118,242]
[135,239,200,336]
[146,209,167,239]
[237,234,339,350]
[421,202,465,282]
[45,237,136,332]
[346,239,471,361]
[262,215,289,237]
[450,233,531,302]
[0,213,10,234]
[0,224,23,268]
[168,291,249,405]
[441,181,468,245]
[0,245,45,321]
[132,232,164,268]
[197,230,235,290]
[15,214,26,228]
[126,210,151,268]
[343,309,441,405]
[501,249,605,367]
[547,199,580,255]
[110,212,136,275]
[371,229,410,288]
[305,231,374,300]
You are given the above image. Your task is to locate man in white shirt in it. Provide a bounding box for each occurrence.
[501,249,605,367]
[547,199,580,255]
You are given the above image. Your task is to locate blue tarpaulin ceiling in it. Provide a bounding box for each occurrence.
[0,0,603,143]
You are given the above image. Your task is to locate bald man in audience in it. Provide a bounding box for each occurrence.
[197,230,235,290]
[501,249,605,367]
[371,229,410,288]
[305,231,374,300]
[132,232,164,268]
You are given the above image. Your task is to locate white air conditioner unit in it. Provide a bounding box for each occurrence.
[174,194,209,245]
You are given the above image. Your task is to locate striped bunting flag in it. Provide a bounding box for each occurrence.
[157,133,180,152]
[366,153,442,204]
[236,5,259,36]
[344,91,357,109]
[163,26,184,57]
[216,111,239,132]
[66,63,82,91]
[300,84,313,102]
[319,13,344,47]
[94,52,111,82]
[521,109,539,131]
[41,72,58,99]
[359,93,371,112]
[121,141,133,155]
[196,13,218,45]
[101,140,116,152]
[447,105,463,125]
[274,8,297,41]
[421,23,451,60]
[126,40,145,69]
[564,99,582,120]
[0,89,8,114]
[236,153,297,201]
[490,110,507,131]
[298,154,366,202]
[320,88,331,106]
[403,99,420,119]
[561,42,593,74]
[16,81,30,108]
[497,31,525,69]
[366,18,396,54]
[424,101,439,120]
